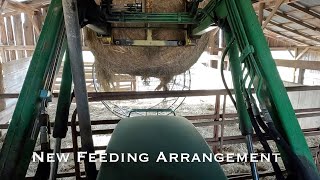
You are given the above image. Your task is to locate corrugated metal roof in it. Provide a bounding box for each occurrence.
[256,0,320,46]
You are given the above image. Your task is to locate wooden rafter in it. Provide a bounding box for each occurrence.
[265,8,320,32]
[295,47,310,60]
[0,0,49,15]
[268,21,320,44]
[264,31,297,45]
[262,0,286,29]
[288,2,320,20]
[258,2,265,25]
[265,28,311,45]
[0,0,6,12]
[253,0,298,10]
[4,0,42,35]
[6,0,39,13]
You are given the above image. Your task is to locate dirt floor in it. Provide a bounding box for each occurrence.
[0,97,316,179]
[0,64,319,179]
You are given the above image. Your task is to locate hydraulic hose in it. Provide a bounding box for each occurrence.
[220,38,237,109]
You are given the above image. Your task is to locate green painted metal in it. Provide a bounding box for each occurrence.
[191,0,318,176]
[109,12,196,24]
[0,0,317,178]
[224,31,253,136]
[97,116,227,180]
[0,0,65,178]
[191,0,228,36]
[233,0,317,173]
[53,49,72,139]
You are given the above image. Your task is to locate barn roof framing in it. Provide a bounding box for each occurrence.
[256,0,320,46]
[0,0,320,50]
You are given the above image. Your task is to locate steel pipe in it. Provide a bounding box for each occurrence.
[62,0,97,178]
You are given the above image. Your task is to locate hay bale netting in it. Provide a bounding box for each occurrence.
[86,0,214,91]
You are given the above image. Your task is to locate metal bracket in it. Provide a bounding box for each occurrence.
[128,108,176,117]
[239,45,254,63]
[40,89,52,102]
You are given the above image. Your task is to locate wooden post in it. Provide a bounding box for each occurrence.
[23,15,35,57]
[293,48,298,83]
[262,0,285,29]
[298,69,305,84]
[0,17,8,62]
[220,95,227,150]
[0,48,5,63]
[212,95,221,153]
[5,15,16,61]
[293,48,309,84]
[258,3,265,25]
[41,7,48,22]
[13,14,24,59]
[0,62,5,111]
[33,11,43,40]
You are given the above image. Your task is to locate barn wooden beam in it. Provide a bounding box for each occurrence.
[294,47,309,84]
[0,0,7,15]
[275,59,320,70]
[0,60,5,111]
[0,45,91,51]
[262,0,286,29]
[265,28,311,45]
[6,0,39,12]
[265,8,320,33]
[0,17,7,62]
[33,11,43,37]
[23,15,35,56]
[27,13,41,35]
[5,15,16,61]
[1,0,49,16]
[258,2,265,25]
[13,14,24,58]
[253,0,298,10]
[268,21,320,44]
[287,2,320,20]
[295,47,310,60]
[4,1,42,35]
[212,46,320,52]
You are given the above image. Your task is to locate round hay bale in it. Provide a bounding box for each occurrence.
[86,0,214,91]
[86,29,213,91]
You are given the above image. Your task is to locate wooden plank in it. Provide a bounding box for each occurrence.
[0,48,5,63]
[6,0,39,14]
[275,59,320,70]
[0,44,90,51]
[265,28,311,45]
[295,47,310,60]
[262,0,286,29]
[258,2,265,25]
[5,15,16,61]
[13,14,24,58]
[41,7,48,22]
[23,15,35,57]
[268,21,320,43]
[0,62,5,111]
[253,0,298,9]
[0,45,36,50]
[265,8,320,33]
[33,11,42,39]
[0,16,8,62]
[288,3,320,20]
